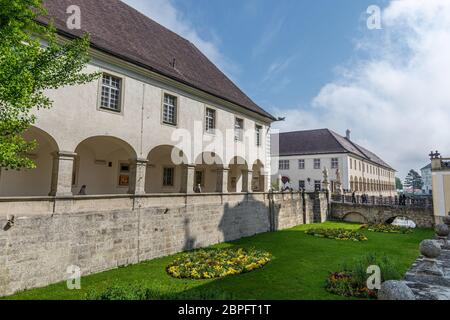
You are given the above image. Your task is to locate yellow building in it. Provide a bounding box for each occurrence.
[431,152,450,222]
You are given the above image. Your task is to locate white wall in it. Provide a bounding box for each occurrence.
[0,50,273,196]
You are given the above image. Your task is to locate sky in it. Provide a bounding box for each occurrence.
[122,0,450,180]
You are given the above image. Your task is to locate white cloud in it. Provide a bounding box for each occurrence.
[122,0,238,77]
[273,0,450,179]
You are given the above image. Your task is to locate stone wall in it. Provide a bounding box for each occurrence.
[330,203,435,228]
[0,192,323,296]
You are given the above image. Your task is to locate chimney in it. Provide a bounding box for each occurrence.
[346,129,351,140]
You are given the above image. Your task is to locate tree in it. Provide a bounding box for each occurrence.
[0,0,99,170]
[395,177,403,190]
[404,170,424,191]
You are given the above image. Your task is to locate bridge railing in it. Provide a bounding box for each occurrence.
[331,194,433,209]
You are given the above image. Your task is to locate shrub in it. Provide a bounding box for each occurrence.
[85,284,234,300]
[360,224,413,234]
[166,248,272,280]
[305,228,368,241]
[325,253,402,299]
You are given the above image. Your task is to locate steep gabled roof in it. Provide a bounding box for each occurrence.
[37,0,275,121]
[272,129,395,170]
[421,163,431,171]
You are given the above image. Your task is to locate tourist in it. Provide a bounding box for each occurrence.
[352,191,357,204]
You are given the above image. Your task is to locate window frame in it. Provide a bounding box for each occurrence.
[331,158,339,169]
[313,158,321,170]
[255,124,263,147]
[299,180,305,190]
[162,167,175,187]
[161,92,179,127]
[204,106,217,134]
[97,72,124,115]
[195,170,205,187]
[279,160,290,170]
[298,159,305,170]
[314,180,322,191]
[234,117,244,142]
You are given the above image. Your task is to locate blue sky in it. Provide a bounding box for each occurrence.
[123,0,450,179]
[169,0,386,109]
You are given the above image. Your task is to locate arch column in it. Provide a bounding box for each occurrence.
[242,169,253,193]
[180,164,196,194]
[216,167,229,193]
[49,151,77,197]
[128,158,148,195]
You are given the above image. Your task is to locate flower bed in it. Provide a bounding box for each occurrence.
[325,272,377,299]
[360,224,413,234]
[325,254,401,299]
[305,228,368,241]
[166,248,272,280]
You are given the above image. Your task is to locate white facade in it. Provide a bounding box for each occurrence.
[272,153,396,196]
[0,48,273,197]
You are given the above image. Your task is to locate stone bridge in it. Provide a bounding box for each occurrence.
[330,202,435,228]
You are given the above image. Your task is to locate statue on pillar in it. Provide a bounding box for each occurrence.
[322,167,330,192]
[335,168,343,195]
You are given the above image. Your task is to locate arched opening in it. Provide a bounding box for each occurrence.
[343,212,367,224]
[0,126,59,197]
[350,176,354,191]
[252,160,265,192]
[228,156,248,193]
[193,152,223,193]
[146,145,188,193]
[359,177,363,192]
[73,136,137,195]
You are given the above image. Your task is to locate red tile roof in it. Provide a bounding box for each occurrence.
[37,0,275,121]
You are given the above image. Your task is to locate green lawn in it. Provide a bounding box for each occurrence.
[4,222,433,300]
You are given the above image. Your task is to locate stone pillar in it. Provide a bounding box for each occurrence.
[216,167,229,193]
[180,164,196,194]
[128,158,148,195]
[242,170,253,193]
[49,151,77,197]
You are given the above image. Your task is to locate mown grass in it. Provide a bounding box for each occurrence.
[4,222,433,300]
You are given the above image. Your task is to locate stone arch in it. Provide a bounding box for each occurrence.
[252,159,266,192]
[73,136,137,195]
[146,145,189,193]
[228,156,248,193]
[193,152,223,193]
[0,126,59,196]
[342,211,368,224]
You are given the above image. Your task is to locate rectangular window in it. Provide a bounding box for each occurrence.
[314,180,322,191]
[205,108,216,134]
[279,160,290,170]
[255,125,262,147]
[100,74,121,112]
[195,170,204,186]
[314,159,321,169]
[299,180,305,190]
[350,159,353,170]
[234,118,244,141]
[163,94,177,125]
[163,167,174,186]
[331,158,339,169]
[298,159,305,169]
